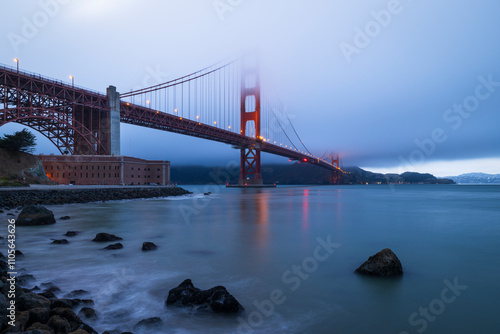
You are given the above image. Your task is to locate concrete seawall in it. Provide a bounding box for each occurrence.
[0,186,191,209]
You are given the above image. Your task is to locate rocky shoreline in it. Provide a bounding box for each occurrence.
[0,187,191,209]
[0,227,244,333]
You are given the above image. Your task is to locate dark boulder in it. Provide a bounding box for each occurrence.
[50,298,94,310]
[103,243,123,250]
[17,274,35,286]
[26,321,52,333]
[16,205,56,226]
[52,239,69,245]
[92,233,123,242]
[17,292,51,311]
[27,307,51,325]
[65,231,80,237]
[66,289,90,298]
[142,242,158,251]
[78,307,97,320]
[166,279,244,313]
[59,216,71,220]
[47,314,72,333]
[38,290,57,299]
[15,249,24,256]
[133,317,162,331]
[355,248,403,277]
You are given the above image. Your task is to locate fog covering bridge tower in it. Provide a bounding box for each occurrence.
[239,53,262,185]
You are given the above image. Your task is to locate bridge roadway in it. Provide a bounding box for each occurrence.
[1,64,339,172]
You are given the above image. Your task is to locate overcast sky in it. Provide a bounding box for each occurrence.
[1,0,499,176]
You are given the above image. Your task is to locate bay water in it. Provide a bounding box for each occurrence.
[6,184,500,333]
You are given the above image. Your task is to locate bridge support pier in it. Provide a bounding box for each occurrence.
[239,147,262,186]
[106,85,121,155]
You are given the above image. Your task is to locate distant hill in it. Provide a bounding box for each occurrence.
[448,173,500,184]
[342,167,454,185]
[170,163,455,185]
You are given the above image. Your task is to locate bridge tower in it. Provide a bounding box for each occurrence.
[330,154,342,184]
[239,54,263,186]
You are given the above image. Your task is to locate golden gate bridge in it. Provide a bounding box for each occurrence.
[0,54,342,185]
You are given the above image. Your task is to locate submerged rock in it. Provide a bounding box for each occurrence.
[92,233,123,242]
[355,248,403,277]
[16,205,56,226]
[166,279,244,313]
[103,243,123,250]
[78,306,97,320]
[66,289,90,298]
[65,231,80,237]
[59,216,71,220]
[52,239,69,245]
[142,242,158,251]
[133,317,162,331]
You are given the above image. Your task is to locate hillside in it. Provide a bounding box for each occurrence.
[170,163,455,185]
[0,148,51,185]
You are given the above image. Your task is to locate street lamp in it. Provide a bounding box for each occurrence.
[69,75,74,88]
[13,58,19,73]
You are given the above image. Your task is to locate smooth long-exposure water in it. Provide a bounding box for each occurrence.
[4,185,500,333]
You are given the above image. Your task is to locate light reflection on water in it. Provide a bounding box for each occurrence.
[3,184,499,333]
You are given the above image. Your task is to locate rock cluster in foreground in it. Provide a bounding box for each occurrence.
[0,262,97,333]
[166,279,244,313]
[0,186,191,209]
[355,248,403,277]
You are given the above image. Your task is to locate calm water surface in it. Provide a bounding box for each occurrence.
[4,184,500,333]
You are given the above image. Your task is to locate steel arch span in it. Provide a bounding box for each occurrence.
[1,64,113,155]
[0,111,104,155]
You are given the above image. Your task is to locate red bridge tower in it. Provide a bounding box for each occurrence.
[239,54,263,186]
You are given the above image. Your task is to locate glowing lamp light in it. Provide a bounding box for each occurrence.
[303,158,307,162]
[126,102,130,106]
[174,109,178,112]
